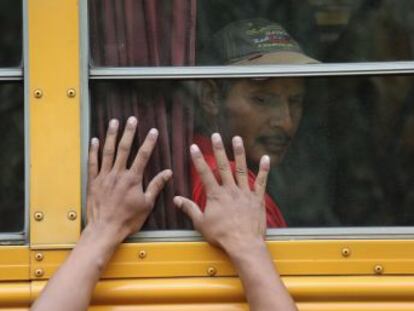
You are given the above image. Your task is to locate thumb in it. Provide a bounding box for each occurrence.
[173,196,203,228]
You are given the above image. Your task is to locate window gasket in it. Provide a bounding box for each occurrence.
[90,62,414,80]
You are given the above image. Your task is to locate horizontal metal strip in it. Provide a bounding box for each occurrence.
[0,68,23,81]
[90,62,414,79]
[125,227,414,243]
[0,233,26,245]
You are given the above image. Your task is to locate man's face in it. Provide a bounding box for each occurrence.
[222,78,305,166]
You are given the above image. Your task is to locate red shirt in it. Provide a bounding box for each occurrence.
[191,135,287,228]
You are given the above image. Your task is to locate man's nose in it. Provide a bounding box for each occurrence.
[268,101,294,132]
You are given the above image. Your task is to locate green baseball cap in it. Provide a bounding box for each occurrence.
[205,18,318,65]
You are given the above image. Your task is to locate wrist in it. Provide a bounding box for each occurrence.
[83,223,124,250]
[223,236,267,262]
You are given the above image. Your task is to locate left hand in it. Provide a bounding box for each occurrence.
[86,116,172,245]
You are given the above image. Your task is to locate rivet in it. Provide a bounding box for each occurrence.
[341,248,351,257]
[67,88,76,98]
[34,252,44,262]
[34,211,44,221]
[207,266,217,277]
[33,89,43,98]
[374,265,384,275]
[34,268,44,278]
[67,210,77,221]
[138,250,147,259]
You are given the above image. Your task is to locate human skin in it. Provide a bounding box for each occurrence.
[174,133,298,311]
[30,117,296,311]
[30,117,172,311]
[202,78,304,167]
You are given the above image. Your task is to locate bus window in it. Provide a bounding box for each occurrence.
[90,74,414,230]
[87,0,414,236]
[0,0,23,233]
[89,0,414,66]
[0,83,24,232]
[0,0,22,67]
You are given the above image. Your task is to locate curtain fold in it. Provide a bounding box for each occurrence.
[89,0,196,229]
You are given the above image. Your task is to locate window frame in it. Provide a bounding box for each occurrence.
[82,0,414,242]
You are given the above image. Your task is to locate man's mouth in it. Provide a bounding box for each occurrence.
[257,135,291,153]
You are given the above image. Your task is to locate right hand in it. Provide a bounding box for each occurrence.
[174,133,270,255]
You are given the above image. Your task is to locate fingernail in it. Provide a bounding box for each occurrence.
[149,128,158,137]
[261,155,270,170]
[110,119,119,128]
[190,144,200,153]
[232,136,242,146]
[211,133,221,143]
[164,169,173,178]
[173,196,182,207]
[127,116,137,126]
[91,137,99,146]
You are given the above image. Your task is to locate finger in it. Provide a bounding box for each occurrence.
[211,133,235,186]
[113,116,138,171]
[88,138,99,186]
[232,136,249,190]
[130,128,159,178]
[254,155,270,198]
[190,144,219,193]
[101,119,119,173]
[173,196,203,228]
[145,169,173,204]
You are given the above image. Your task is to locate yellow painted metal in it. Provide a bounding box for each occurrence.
[0,282,30,309]
[0,247,29,281]
[28,0,81,245]
[29,240,414,279]
[29,276,414,310]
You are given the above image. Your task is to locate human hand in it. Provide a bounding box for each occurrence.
[86,117,172,246]
[174,133,269,257]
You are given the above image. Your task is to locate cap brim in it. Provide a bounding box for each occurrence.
[233,51,320,65]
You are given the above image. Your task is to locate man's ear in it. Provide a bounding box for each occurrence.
[197,80,220,116]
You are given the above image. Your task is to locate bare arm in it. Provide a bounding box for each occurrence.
[174,133,297,311]
[30,117,171,311]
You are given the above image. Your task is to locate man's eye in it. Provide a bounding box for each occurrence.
[252,96,266,105]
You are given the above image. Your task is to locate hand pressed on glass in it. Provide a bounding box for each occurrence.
[86,117,172,245]
[174,133,269,254]
[174,133,298,311]
[31,117,172,311]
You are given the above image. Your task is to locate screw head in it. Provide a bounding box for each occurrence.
[138,250,147,259]
[341,248,351,257]
[34,211,44,221]
[33,89,43,98]
[34,252,44,262]
[374,265,384,275]
[67,210,77,221]
[67,88,76,98]
[207,266,217,277]
[34,268,44,278]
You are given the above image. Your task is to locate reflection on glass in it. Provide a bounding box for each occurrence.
[0,83,24,232]
[90,74,414,229]
[90,0,414,66]
[0,0,22,67]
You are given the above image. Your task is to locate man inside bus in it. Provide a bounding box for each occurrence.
[30,118,298,311]
[193,18,318,227]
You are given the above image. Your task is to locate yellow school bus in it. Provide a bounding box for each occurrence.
[2,0,414,310]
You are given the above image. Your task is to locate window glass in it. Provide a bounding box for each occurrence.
[90,74,414,230]
[0,83,24,232]
[0,0,22,67]
[89,0,414,67]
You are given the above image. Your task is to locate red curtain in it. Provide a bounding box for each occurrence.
[89,0,196,229]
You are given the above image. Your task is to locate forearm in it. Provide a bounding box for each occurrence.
[226,239,297,311]
[30,226,119,311]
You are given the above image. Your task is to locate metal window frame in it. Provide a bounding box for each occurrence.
[82,0,414,242]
